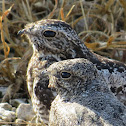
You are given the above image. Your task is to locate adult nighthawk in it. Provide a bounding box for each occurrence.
[45,58,126,126]
[18,19,126,124]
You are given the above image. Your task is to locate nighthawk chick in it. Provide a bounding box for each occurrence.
[46,58,126,126]
[19,19,126,124]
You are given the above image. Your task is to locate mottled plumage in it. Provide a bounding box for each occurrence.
[19,19,126,124]
[46,58,126,126]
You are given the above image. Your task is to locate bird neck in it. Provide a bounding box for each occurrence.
[32,40,100,64]
[57,85,87,102]
[58,78,110,102]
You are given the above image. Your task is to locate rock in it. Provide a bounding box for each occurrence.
[0,103,16,122]
[12,107,16,112]
[0,103,12,110]
[10,99,26,108]
[16,103,35,121]
[0,107,16,122]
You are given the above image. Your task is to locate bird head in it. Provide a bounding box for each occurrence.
[42,58,98,96]
[18,19,88,59]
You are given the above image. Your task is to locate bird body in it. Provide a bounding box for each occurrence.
[26,52,58,124]
[19,19,126,124]
[46,58,126,126]
[50,95,126,126]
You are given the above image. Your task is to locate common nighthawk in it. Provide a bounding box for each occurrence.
[18,19,126,124]
[46,58,126,126]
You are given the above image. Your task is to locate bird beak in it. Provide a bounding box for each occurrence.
[41,70,56,88]
[18,29,31,36]
[48,82,55,88]
[48,75,56,88]
[48,83,53,88]
[17,29,26,35]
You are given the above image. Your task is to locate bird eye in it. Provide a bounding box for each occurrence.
[43,30,56,37]
[61,72,71,79]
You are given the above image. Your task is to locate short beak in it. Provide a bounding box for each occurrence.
[17,29,26,35]
[48,75,56,89]
[41,70,56,88]
[48,75,56,88]
[18,29,31,36]
[48,82,55,88]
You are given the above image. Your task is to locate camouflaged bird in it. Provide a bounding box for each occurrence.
[46,58,126,126]
[19,19,126,124]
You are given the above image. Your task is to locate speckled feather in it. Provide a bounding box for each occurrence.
[20,19,126,124]
[46,58,126,126]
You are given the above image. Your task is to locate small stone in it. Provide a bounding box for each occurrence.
[12,107,16,112]
[0,108,16,122]
[10,99,26,108]
[0,103,12,110]
[16,103,35,121]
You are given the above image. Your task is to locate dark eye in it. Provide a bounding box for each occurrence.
[43,30,56,37]
[61,72,71,79]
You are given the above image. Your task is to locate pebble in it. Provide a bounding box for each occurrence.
[0,103,12,110]
[10,98,26,108]
[16,103,35,121]
[0,102,35,126]
[0,107,16,122]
